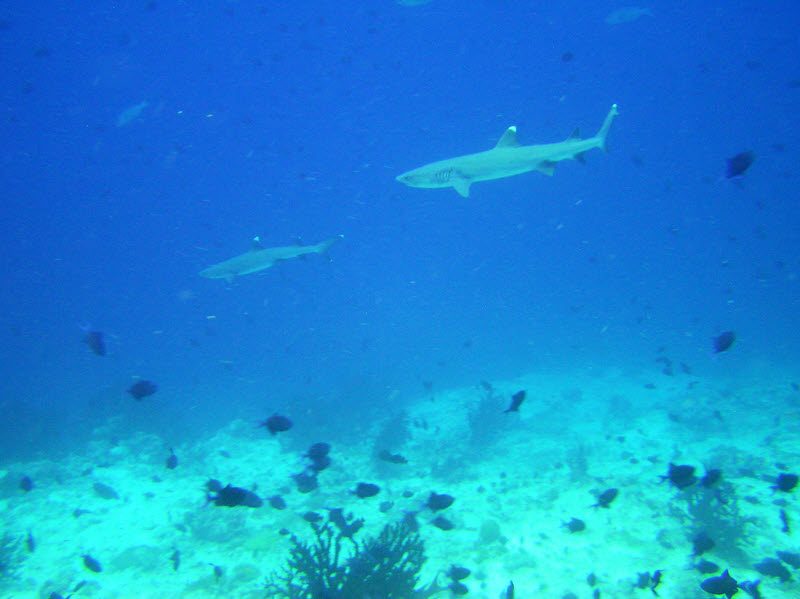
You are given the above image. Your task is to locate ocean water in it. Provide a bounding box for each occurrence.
[0,1,799,598]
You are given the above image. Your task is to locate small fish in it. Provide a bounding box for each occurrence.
[165,448,178,470]
[701,469,722,487]
[779,508,791,533]
[426,491,454,511]
[661,463,698,489]
[651,570,663,596]
[377,449,408,464]
[73,508,91,518]
[205,479,223,493]
[753,557,791,582]
[700,569,737,598]
[268,495,286,510]
[379,500,394,513]
[692,531,715,556]
[431,516,454,530]
[773,472,799,492]
[208,484,262,508]
[696,559,721,574]
[25,530,35,553]
[725,151,755,179]
[259,413,293,435]
[503,390,526,413]
[587,573,597,586]
[305,442,331,462]
[83,330,106,356]
[592,488,618,508]
[449,581,469,596]
[504,581,515,599]
[82,554,103,573]
[169,548,180,571]
[294,471,318,493]
[564,518,586,533]
[92,482,119,500]
[128,380,157,400]
[712,331,736,354]
[19,475,33,492]
[211,563,224,580]
[352,482,380,498]
[448,566,471,581]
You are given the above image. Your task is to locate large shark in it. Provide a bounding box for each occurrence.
[199,235,343,282]
[396,104,618,197]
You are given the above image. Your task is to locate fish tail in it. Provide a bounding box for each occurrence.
[595,104,619,153]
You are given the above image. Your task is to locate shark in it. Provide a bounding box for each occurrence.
[396,104,618,197]
[199,235,343,282]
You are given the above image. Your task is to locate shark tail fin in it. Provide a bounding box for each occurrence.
[318,235,344,261]
[595,104,619,153]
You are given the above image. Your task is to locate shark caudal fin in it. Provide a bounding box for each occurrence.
[594,104,619,153]
[317,235,344,261]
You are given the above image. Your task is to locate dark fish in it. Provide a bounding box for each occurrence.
[712,331,736,354]
[449,581,469,596]
[205,479,222,493]
[212,564,224,580]
[83,330,106,356]
[303,511,323,523]
[448,566,471,581]
[635,572,651,590]
[773,472,799,492]
[692,531,715,556]
[426,491,455,511]
[587,572,597,586]
[725,151,755,179]
[268,495,286,510]
[92,482,119,500]
[377,449,408,464]
[308,455,330,473]
[738,580,762,599]
[19,475,33,492]
[700,569,737,598]
[82,554,102,573]
[305,442,330,462]
[593,488,618,508]
[753,557,791,582]
[73,508,91,518]
[128,380,157,400]
[661,463,698,489]
[696,559,721,574]
[208,484,262,508]
[293,471,318,493]
[353,482,380,498]
[564,518,585,533]
[170,548,180,571]
[504,581,515,599]
[327,508,364,537]
[701,469,722,487]
[503,390,526,413]
[379,500,393,513]
[259,413,292,435]
[165,448,178,470]
[431,516,454,531]
[776,550,800,568]
[25,530,35,552]
[561,51,574,62]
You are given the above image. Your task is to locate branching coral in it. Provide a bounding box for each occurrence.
[266,512,426,599]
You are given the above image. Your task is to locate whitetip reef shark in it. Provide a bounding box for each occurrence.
[199,235,343,282]
[396,104,618,197]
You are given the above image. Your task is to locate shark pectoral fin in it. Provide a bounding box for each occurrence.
[535,161,557,176]
[575,151,587,164]
[494,126,520,148]
[453,178,471,197]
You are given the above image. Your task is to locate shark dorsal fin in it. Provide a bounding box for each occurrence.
[495,126,520,148]
[568,127,581,140]
[250,236,264,251]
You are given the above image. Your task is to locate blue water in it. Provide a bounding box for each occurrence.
[0,1,798,461]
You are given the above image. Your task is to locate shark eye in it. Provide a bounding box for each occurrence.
[434,169,452,183]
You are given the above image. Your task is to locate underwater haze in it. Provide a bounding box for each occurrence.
[1,1,800,598]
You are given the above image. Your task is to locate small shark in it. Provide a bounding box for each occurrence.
[397,104,618,197]
[200,235,343,282]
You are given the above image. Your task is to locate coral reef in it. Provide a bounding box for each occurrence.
[0,531,22,585]
[266,512,426,599]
